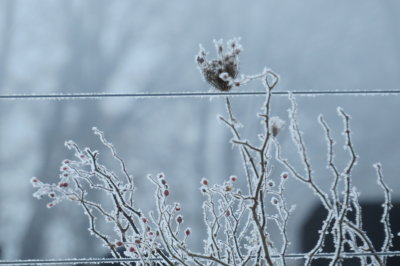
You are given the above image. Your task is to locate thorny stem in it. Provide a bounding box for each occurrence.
[286,96,333,211]
[275,97,389,265]
[73,179,130,266]
[87,150,141,235]
[319,115,341,215]
[305,210,334,266]
[331,108,357,266]
[375,163,393,265]
[344,220,384,266]
[221,71,279,266]
[222,97,260,182]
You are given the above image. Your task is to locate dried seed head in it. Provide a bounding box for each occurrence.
[225,185,233,192]
[270,117,285,137]
[196,39,241,91]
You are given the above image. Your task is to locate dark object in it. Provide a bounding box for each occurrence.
[301,201,400,265]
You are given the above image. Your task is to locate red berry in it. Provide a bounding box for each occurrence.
[63,160,70,164]
[80,154,85,158]
[281,172,288,179]
[62,167,68,171]
[148,231,153,236]
[163,190,169,197]
[116,241,123,247]
[185,228,191,236]
[225,210,231,217]
[175,207,181,212]
[142,217,148,223]
[176,216,183,224]
[230,176,237,182]
[63,174,68,177]
[32,178,38,183]
[202,178,208,186]
[129,247,135,253]
[47,203,54,208]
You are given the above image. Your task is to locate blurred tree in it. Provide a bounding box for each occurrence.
[19,1,140,259]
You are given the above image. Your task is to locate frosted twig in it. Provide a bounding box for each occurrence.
[374,163,393,265]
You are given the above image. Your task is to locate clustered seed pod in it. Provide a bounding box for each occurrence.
[196,39,242,91]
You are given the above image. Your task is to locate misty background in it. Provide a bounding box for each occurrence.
[0,0,399,263]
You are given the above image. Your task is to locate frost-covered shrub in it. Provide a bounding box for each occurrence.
[32,39,395,265]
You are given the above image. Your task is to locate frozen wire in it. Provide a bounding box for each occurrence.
[1,252,400,265]
[0,89,400,100]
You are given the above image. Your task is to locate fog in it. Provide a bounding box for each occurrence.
[0,0,399,263]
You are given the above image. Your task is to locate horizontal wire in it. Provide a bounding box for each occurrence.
[1,251,399,265]
[0,89,400,100]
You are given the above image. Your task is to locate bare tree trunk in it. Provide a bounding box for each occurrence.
[0,1,15,258]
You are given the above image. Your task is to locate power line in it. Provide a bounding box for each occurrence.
[0,90,400,100]
[0,251,399,265]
